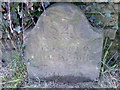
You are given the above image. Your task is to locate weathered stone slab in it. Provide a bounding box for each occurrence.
[25,3,103,82]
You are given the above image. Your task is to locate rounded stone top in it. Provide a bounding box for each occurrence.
[43,3,87,22]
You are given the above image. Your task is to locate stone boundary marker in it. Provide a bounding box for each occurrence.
[0,0,120,2]
[25,3,104,82]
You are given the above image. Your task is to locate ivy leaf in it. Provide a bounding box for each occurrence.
[10,3,19,11]
[80,5,86,9]
[105,10,111,19]
[14,26,21,33]
[27,59,31,63]
[112,24,118,30]
[89,15,96,21]
[97,6,102,11]
[92,3,97,7]
[18,11,22,18]
[44,2,50,8]
[96,21,102,25]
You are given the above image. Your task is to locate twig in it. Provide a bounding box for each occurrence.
[106,52,117,65]
[0,79,21,85]
[22,3,24,37]
[7,2,13,34]
[41,2,46,16]
[6,2,17,51]
[26,2,35,25]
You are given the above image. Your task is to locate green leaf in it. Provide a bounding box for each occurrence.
[18,11,22,18]
[14,26,21,33]
[112,24,118,30]
[105,10,111,19]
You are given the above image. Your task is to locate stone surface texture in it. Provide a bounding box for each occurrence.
[25,3,104,82]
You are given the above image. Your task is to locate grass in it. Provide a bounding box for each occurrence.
[1,54,28,88]
[99,36,119,88]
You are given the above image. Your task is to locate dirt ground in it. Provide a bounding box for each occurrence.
[26,79,101,88]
